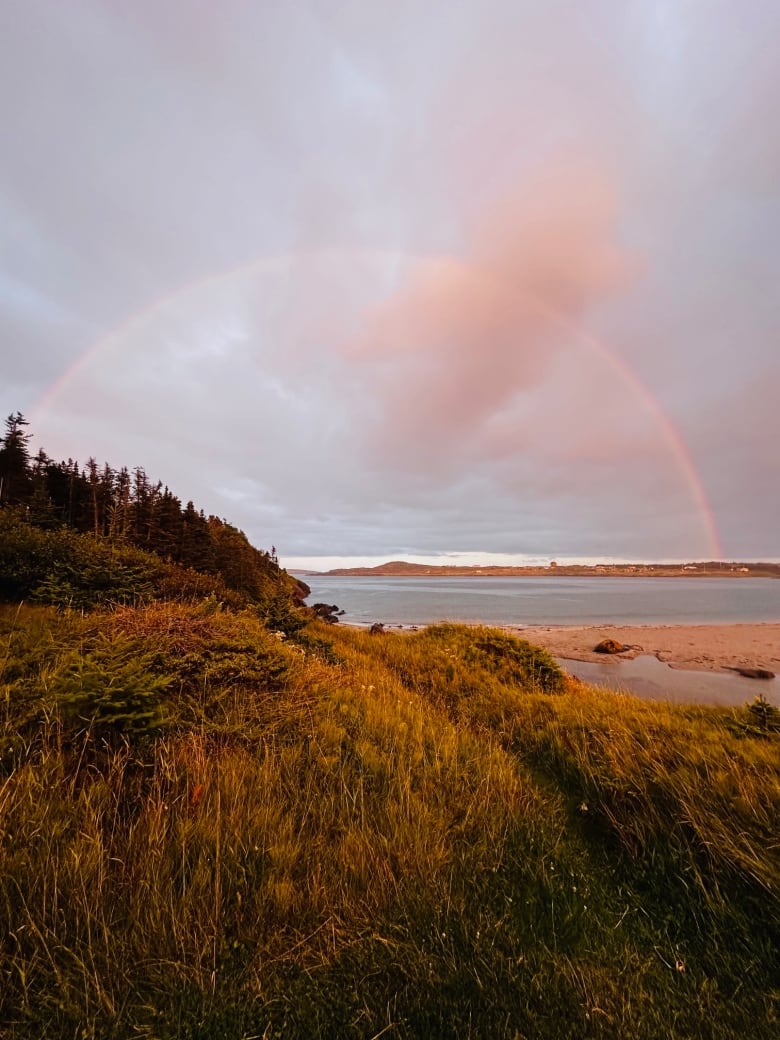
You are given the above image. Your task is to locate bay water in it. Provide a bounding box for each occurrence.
[300,574,780,627]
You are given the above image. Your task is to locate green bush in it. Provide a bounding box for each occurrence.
[464,630,564,693]
[52,633,171,739]
[747,694,780,732]
[0,511,55,599]
[0,511,266,611]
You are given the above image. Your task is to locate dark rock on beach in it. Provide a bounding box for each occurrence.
[311,602,342,623]
[728,666,775,680]
[594,638,632,654]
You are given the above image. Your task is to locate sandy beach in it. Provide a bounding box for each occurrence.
[509,622,780,675]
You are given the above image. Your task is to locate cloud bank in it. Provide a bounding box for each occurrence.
[1,0,778,563]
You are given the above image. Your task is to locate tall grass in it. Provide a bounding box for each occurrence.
[1,606,778,1037]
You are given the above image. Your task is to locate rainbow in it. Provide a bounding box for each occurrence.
[32,249,723,560]
[522,300,723,560]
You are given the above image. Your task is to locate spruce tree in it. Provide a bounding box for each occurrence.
[0,412,32,505]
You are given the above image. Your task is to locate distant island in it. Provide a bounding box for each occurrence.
[321,560,780,578]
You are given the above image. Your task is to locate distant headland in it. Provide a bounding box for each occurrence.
[318,560,780,578]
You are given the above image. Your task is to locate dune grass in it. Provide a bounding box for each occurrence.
[0,604,778,1037]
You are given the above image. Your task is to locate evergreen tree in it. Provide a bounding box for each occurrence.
[27,449,57,527]
[130,467,151,543]
[70,461,93,532]
[38,456,69,524]
[87,457,101,536]
[107,466,131,542]
[181,502,215,572]
[0,412,32,505]
[67,459,88,528]
[150,486,184,559]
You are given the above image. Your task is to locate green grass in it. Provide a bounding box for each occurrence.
[1,605,778,1037]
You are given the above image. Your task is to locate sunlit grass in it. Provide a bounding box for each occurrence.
[0,605,778,1037]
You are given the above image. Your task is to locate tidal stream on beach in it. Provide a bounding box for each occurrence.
[559,654,779,707]
[300,574,780,706]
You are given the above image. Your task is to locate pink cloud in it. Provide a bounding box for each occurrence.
[346,159,638,470]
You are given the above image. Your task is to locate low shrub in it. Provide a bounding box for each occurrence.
[52,633,172,739]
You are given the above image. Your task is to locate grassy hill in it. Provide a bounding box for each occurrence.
[1,603,778,1038]
[1,416,777,1036]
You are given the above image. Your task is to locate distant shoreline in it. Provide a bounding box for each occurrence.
[315,561,780,579]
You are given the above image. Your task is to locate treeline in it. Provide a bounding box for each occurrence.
[0,412,303,611]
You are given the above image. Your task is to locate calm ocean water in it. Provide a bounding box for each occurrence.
[300,575,780,627]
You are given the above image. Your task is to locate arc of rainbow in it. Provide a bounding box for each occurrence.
[32,248,722,560]
[497,287,723,560]
[575,332,722,560]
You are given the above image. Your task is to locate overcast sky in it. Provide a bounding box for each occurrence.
[2,0,778,567]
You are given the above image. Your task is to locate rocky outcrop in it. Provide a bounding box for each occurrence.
[728,666,775,680]
[292,578,311,604]
[311,602,343,624]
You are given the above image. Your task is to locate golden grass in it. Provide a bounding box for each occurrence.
[0,605,778,1037]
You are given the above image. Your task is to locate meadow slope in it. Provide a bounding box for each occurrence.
[1,604,778,1039]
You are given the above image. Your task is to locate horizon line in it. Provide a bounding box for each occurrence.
[282,553,780,571]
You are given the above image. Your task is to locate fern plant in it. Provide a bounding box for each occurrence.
[53,633,171,739]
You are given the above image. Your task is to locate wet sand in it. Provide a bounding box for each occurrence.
[509,622,780,675]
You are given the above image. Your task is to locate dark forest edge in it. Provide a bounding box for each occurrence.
[0,412,308,620]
